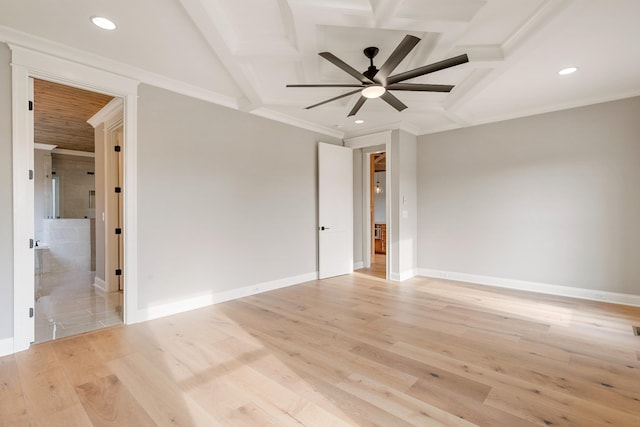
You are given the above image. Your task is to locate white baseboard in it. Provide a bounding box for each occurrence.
[418,269,640,307]
[0,337,14,357]
[137,272,318,322]
[389,269,417,282]
[353,261,364,270]
[94,277,107,292]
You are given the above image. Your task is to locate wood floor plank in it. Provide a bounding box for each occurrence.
[6,274,640,425]
[0,356,30,426]
[107,352,224,426]
[75,374,156,426]
[14,343,93,426]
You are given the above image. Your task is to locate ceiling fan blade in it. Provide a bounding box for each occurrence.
[376,35,421,85]
[287,84,364,88]
[387,54,469,85]
[319,52,374,84]
[348,96,367,117]
[305,89,362,110]
[387,83,454,92]
[381,91,407,112]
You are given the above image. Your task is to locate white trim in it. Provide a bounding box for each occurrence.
[12,65,35,351]
[0,338,14,357]
[251,108,344,139]
[353,261,364,270]
[0,27,348,139]
[345,131,393,280]
[344,130,392,149]
[10,46,139,353]
[34,143,56,151]
[9,44,138,96]
[87,98,124,128]
[137,272,318,322]
[417,269,640,307]
[51,148,95,158]
[1,27,235,107]
[390,269,417,282]
[362,151,371,269]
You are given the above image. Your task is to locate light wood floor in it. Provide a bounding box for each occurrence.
[2,274,640,426]
[356,253,386,279]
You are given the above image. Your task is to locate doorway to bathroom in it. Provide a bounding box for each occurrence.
[32,78,124,343]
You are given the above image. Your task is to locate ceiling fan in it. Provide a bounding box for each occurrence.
[287,35,469,117]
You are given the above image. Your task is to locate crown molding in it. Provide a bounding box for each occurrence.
[87,97,123,128]
[34,143,57,151]
[0,25,236,107]
[251,107,344,139]
[0,25,351,139]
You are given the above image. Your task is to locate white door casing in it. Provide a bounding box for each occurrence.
[10,45,139,353]
[318,142,353,279]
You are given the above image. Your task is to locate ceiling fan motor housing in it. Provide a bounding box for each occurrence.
[363,47,380,80]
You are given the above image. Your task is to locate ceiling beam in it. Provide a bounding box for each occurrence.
[178,0,264,111]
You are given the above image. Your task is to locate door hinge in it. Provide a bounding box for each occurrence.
[115,228,122,235]
[29,169,34,180]
[29,238,34,249]
[115,269,122,276]
[115,186,122,193]
[114,145,121,152]
[29,307,34,318]
[28,100,33,111]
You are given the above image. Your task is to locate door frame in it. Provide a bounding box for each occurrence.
[344,131,392,279]
[10,45,139,353]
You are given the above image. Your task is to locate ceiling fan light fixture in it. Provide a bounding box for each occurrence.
[362,85,386,99]
[91,16,117,30]
[558,66,577,76]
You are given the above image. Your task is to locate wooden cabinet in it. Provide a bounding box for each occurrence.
[374,223,386,254]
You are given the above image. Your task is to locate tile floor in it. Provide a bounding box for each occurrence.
[34,270,123,343]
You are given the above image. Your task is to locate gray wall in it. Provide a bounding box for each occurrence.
[373,171,386,223]
[137,84,340,309]
[389,130,418,278]
[417,96,640,295]
[0,43,12,339]
[94,123,105,281]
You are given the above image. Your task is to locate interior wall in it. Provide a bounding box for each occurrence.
[397,130,418,276]
[352,144,385,269]
[352,149,363,266]
[389,130,418,279]
[52,154,95,219]
[137,84,341,309]
[0,42,12,340]
[373,171,386,223]
[417,96,640,295]
[94,123,105,282]
[34,148,52,241]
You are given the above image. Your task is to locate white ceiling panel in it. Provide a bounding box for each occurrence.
[1,0,638,137]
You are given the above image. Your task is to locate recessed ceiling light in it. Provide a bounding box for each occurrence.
[91,16,117,30]
[558,67,577,76]
[354,119,364,124]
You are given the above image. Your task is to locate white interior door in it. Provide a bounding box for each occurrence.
[318,142,353,279]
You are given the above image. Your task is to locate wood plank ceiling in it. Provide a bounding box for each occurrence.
[34,79,114,152]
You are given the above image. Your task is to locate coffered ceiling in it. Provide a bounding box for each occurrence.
[1,0,639,139]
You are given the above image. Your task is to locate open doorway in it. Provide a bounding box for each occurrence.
[32,78,123,343]
[358,151,387,279]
